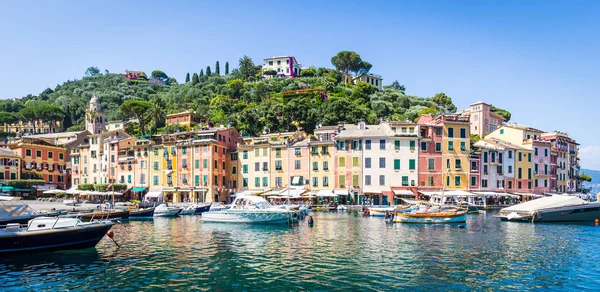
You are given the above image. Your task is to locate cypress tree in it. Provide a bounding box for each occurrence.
[185,72,190,83]
[206,66,212,76]
[191,73,199,85]
[225,62,229,75]
[215,61,220,75]
[200,69,204,77]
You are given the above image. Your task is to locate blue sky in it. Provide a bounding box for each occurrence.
[2,0,600,168]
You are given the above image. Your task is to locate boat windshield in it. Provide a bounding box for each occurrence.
[0,200,39,218]
[231,197,272,210]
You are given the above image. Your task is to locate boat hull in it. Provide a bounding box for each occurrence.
[154,209,181,217]
[367,207,396,217]
[393,212,467,224]
[129,208,155,218]
[499,204,600,222]
[0,223,113,254]
[79,210,130,221]
[202,210,294,224]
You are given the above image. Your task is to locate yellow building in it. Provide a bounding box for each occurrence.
[440,115,471,190]
[309,126,336,193]
[0,148,21,182]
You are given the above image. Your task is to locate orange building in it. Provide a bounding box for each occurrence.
[11,138,68,189]
[165,110,207,129]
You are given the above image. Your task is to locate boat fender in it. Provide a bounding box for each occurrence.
[364,208,370,216]
[106,230,121,247]
[307,215,314,227]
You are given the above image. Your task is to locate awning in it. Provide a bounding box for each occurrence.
[1,186,34,192]
[444,190,474,197]
[43,189,66,195]
[418,191,442,196]
[393,190,414,196]
[317,189,336,197]
[473,192,512,197]
[333,189,348,196]
[264,188,287,196]
[513,192,544,198]
[235,189,263,197]
[165,170,173,175]
[132,187,147,192]
[145,191,163,198]
[282,187,307,197]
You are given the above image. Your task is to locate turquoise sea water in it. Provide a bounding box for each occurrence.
[1,211,599,291]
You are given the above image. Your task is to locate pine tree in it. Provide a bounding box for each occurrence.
[191,73,199,85]
[215,61,220,75]
[185,72,190,83]
[200,69,204,77]
[225,62,229,75]
[206,66,212,76]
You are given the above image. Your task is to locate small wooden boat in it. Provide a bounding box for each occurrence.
[393,209,468,224]
[129,207,155,218]
[78,210,130,221]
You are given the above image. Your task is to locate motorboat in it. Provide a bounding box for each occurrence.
[129,207,155,218]
[180,204,211,215]
[0,197,44,225]
[63,199,79,206]
[366,206,396,217]
[393,205,468,224]
[153,204,182,217]
[209,202,228,212]
[202,196,298,224]
[0,217,114,254]
[497,195,600,222]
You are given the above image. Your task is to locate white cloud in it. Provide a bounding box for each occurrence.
[579,145,600,170]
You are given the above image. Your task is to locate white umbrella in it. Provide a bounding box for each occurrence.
[43,189,66,195]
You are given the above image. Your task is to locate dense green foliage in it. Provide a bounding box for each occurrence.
[77,183,128,191]
[1,54,457,136]
[489,105,511,122]
[3,179,45,188]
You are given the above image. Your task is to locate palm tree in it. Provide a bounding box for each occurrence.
[146,98,166,135]
[238,55,255,81]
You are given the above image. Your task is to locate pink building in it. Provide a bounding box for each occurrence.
[417,116,443,193]
[288,139,310,188]
[532,140,552,194]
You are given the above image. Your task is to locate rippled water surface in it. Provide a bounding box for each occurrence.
[1,211,600,291]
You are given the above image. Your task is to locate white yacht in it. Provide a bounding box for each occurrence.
[202,196,297,224]
[153,204,182,217]
[497,195,600,222]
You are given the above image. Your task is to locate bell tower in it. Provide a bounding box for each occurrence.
[85,94,105,134]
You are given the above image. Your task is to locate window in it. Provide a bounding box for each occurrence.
[528,168,532,179]
[455,159,461,169]
[454,176,461,186]
[339,175,345,187]
[535,148,538,156]
[263,162,268,171]
[518,181,522,189]
[295,148,301,156]
[446,159,451,169]
[323,177,329,187]
[460,128,466,139]
[460,142,466,152]
[214,160,218,169]
[446,176,450,186]
[276,148,281,158]
[254,149,260,157]
[394,159,400,170]
[365,158,371,168]
[544,164,548,175]
[409,141,415,151]
[518,168,522,179]
[353,175,359,186]
[528,182,532,189]
[395,140,400,150]
[491,152,496,163]
[409,159,416,170]
[312,162,318,171]
[323,161,329,170]
[255,177,260,187]
[544,149,548,157]
[339,157,345,167]
[471,176,476,186]
[435,128,442,136]
[448,141,454,151]
[508,150,513,159]
[535,179,538,187]
[482,179,488,188]
[448,128,454,138]
[313,177,318,187]
[428,158,435,171]
[379,157,386,168]
[47,152,53,159]
[322,146,329,155]
[243,178,248,187]
[295,160,300,169]
[275,177,282,187]
[36,150,42,157]
[153,176,159,185]
[421,142,427,151]
[255,162,260,171]
[484,152,488,163]
[153,162,159,170]
[402,176,409,186]
[26,149,31,156]
[379,175,385,186]
[435,143,441,152]
[242,164,248,174]
[365,175,371,186]
[428,176,434,186]
[528,153,531,162]
[508,165,513,174]
[243,151,248,159]
[311,146,318,155]
[262,177,268,187]
[534,164,538,174]
[379,139,385,150]
[484,165,488,175]
[275,160,282,170]
[232,166,237,174]
[500,129,504,134]
[544,179,548,187]
[497,165,503,174]
[353,157,359,167]
[499,153,503,164]
[518,152,522,161]
[203,159,208,168]
[471,161,477,171]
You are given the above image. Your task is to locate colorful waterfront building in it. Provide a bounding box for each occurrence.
[334,123,364,203]
[288,138,310,189]
[439,115,471,190]
[11,138,68,189]
[308,126,337,196]
[541,131,579,193]
[0,148,21,182]
[417,116,444,193]
[387,121,420,204]
[468,152,481,191]
[474,138,518,193]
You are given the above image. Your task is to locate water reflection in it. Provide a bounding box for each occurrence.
[0,211,599,291]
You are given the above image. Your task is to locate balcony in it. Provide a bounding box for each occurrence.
[182,164,188,169]
[182,179,188,184]
[323,168,329,171]
[262,167,269,171]
[275,167,282,171]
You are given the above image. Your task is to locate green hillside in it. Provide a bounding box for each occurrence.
[0,54,460,136]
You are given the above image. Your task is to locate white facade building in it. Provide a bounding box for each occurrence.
[263,56,301,78]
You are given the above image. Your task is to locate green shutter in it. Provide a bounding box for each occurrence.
[394,159,400,170]
[409,159,416,170]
